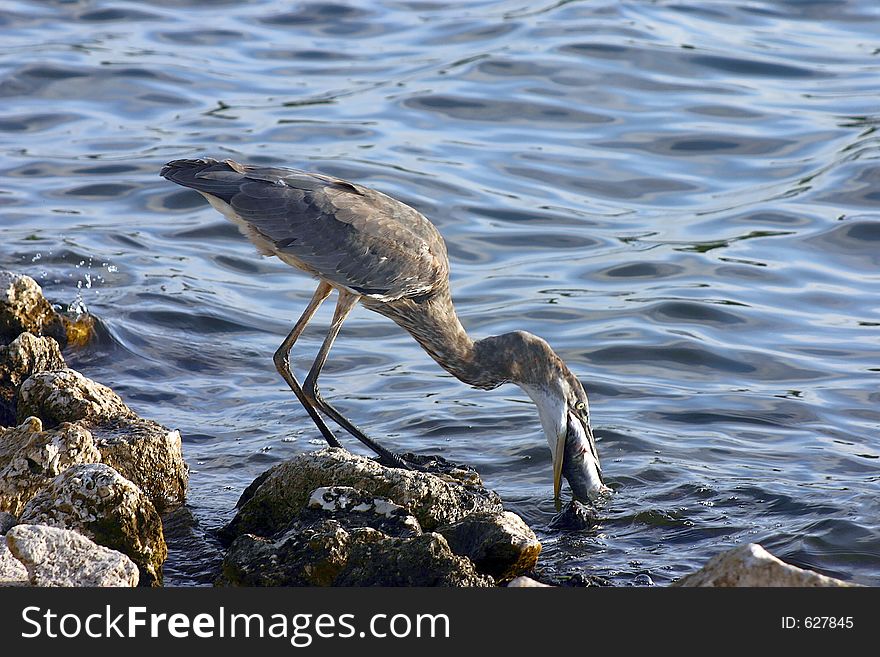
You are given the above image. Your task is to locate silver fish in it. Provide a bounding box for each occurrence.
[559,410,610,506]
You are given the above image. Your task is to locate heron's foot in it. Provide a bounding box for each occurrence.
[376,450,423,471]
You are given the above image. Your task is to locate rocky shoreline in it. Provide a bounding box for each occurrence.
[0,271,857,588]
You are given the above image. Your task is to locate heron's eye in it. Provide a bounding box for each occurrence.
[575,401,586,412]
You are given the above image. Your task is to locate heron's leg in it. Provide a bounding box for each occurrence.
[273,281,340,447]
[303,290,412,469]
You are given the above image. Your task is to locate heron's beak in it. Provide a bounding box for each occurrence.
[552,431,566,506]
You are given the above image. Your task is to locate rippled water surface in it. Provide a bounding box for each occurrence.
[2,0,879,586]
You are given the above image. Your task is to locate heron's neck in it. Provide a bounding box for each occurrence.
[369,285,511,390]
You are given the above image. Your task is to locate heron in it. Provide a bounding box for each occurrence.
[161,158,609,503]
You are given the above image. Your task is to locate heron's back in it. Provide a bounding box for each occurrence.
[161,158,449,302]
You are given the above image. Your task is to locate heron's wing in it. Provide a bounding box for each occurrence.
[161,158,448,300]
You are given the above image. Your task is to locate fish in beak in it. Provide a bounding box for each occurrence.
[519,377,611,507]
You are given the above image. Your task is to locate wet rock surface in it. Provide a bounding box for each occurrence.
[437,511,541,582]
[6,524,139,587]
[0,272,67,347]
[221,523,492,587]
[219,448,540,586]
[673,543,857,587]
[19,462,167,587]
[548,500,601,531]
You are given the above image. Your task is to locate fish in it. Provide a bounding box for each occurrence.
[558,411,610,507]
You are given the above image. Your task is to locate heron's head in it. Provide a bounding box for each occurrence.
[489,331,610,504]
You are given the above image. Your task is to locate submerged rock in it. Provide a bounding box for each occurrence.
[0,332,66,426]
[437,511,541,582]
[18,463,167,587]
[6,524,139,587]
[0,272,66,347]
[674,543,857,587]
[0,416,103,516]
[17,369,187,510]
[548,500,600,531]
[222,447,502,542]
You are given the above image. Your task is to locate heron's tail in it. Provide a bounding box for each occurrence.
[160,157,248,202]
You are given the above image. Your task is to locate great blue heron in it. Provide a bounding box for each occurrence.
[161,158,609,502]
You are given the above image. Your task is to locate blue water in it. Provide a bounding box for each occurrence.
[1,0,878,586]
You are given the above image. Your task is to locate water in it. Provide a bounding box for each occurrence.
[1,0,878,586]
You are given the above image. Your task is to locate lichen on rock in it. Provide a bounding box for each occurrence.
[17,369,187,511]
[6,524,139,587]
[219,448,540,586]
[18,463,167,586]
[0,416,103,516]
[222,447,502,542]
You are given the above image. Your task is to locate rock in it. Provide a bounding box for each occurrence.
[437,511,541,581]
[6,524,139,587]
[0,417,103,516]
[218,449,543,586]
[0,540,28,586]
[18,463,167,587]
[0,511,16,534]
[221,522,493,587]
[0,272,66,347]
[18,368,130,426]
[306,486,422,537]
[337,531,492,587]
[17,369,187,510]
[548,500,600,531]
[0,332,66,426]
[222,447,501,542]
[674,543,858,587]
[507,576,552,587]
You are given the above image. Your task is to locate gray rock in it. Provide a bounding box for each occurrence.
[337,531,492,587]
[437,511,541,582]
[0,272,66,347]
[222,447,501,541]
[0,540,28,586]
[6,524,139,587]
[0,511,16,534]
[17,369,187,510]
[0,332,66,426]
[19,463,167,587]
[673,543,858,587]
[507,576,551,587]
[18,368,129,426]
[221,522,492,587]
[218,449,545,586]
[0,416,103,516]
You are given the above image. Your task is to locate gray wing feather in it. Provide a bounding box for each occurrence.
[161,158,448,299]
